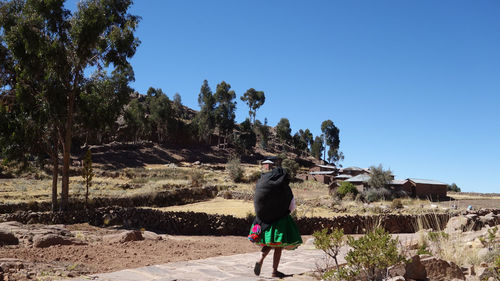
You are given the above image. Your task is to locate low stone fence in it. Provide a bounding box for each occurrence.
[0,206,456,235]
[0,186,218,214]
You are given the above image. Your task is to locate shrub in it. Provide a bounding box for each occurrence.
[416,244,431,255]
[226,156,244,183]
[247,170,261,183]
[367,164,393,189]
[363,188,393,202]
[343,192,355,201]
[190,168,205,187]
[343,227,404,280]
[337,182,358,199]
[428,231,449,242]
[317,227,404,281]
[313,228,345,269]
[447,183,461,192]
[221,190,233,199]
[281,158,299,179]
[391,198,403,209]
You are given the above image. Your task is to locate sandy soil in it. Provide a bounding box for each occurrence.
[436,198,500,210]
[1,223,265,280]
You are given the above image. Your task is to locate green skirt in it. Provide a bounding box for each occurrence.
[250,215,303,250]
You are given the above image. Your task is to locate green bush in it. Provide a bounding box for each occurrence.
[313,228,345,269]
[281,158,299,179]
[317,227,403,281]
[337,182,358,199]
[343,227,404,280]
[226,156,244,183]
[416,244,431,255]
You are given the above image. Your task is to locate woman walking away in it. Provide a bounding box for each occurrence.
[248,167,302,278]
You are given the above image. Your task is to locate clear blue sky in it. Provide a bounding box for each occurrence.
[66,0,500,193]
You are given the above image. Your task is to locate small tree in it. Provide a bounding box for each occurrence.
[282,158,299,179]
[313,228,345,269]
[276,118,292,144]
[368,164,393,189]
[81,150,94,207]
[227,156,244,183]
[254,119,270,149]
[234,119,256,154]
[337,182,358,199]
[344,227,404,280]
[447,183,461,192]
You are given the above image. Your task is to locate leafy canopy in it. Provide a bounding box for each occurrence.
[240,88,265,124]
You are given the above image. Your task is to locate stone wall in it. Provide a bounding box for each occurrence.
[0,206,456,236]
[0,186,218,214]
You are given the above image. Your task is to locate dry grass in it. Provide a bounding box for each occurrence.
[155,198,254,217]
[448,192,500,200]
[154,197,340,218]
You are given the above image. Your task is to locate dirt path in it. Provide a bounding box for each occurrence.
[1,223,265,280]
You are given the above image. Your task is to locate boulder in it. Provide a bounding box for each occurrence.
[445,216,468,233]
[404,255,427,280]
[0,258,24,271]
[0,230,19,245]
[420,256,465,281]
[479,212,499,226]
[387,263,406,277]
[33,234,85,248]
[142,231,162,241]
[103,230,143,243]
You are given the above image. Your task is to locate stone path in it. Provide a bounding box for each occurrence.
[65,239,345,281]
[65,234,416,281]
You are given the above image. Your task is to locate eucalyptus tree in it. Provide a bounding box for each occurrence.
[311,136,324,160]
[0,0,140,211]
[146,87,172,143]
[194,80,216,142]
[321,120,343,164]
[214,81,236,148]
[276,118,292,144]
[240,88,265,124]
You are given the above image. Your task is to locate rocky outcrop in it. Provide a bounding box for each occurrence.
[33,234,86,248]
[389,255,466,281]
[102,230,143,243]
[0,221,87,247]
[404,255,427,280]
[0,230,18,245]
[420,256,465,281]
[445,211,500,232]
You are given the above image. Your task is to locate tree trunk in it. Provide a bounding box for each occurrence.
[51,148,58,212]
[85,182,89,208]
[61,90,75,212]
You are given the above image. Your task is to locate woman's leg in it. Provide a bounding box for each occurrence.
[259,246,271,264]
[272,247,283,273]
[254,246,271,275]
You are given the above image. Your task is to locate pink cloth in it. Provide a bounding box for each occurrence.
[289,197,296,212]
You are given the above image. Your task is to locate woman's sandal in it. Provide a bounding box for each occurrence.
[272,271,285,278]
[254,262,262,276]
